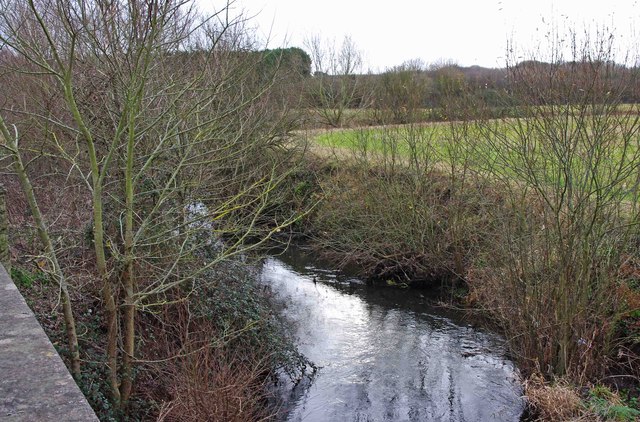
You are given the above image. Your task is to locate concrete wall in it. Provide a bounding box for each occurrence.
[0,264,98,421]
[0,186,9,274]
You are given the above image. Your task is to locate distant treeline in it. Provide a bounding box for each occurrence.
[249,47,640,126]
[6,44,630,127]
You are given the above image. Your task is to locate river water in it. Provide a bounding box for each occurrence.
[261,248,525,422]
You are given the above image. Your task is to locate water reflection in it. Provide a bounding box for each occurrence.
[262,252,524,422]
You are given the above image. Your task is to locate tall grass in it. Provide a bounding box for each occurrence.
[310,121,493,286]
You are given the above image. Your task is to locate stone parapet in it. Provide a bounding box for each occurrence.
[0,264,98,421]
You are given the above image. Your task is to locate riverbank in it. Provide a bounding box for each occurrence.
[288,140,640,420]
[8,243,308,421]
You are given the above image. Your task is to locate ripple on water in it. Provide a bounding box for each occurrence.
[262,255,525,422]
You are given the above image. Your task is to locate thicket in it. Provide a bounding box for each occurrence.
[0,0,311,419]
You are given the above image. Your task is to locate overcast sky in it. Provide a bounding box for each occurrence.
[200,0,640,71]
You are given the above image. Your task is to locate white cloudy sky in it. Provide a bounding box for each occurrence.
[199,0,640,71]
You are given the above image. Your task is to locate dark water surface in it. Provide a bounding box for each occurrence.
[261,248,524,422]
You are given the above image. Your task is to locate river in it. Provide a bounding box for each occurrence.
[261,247,525,422]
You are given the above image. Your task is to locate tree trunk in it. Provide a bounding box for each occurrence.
[1,118,81,377]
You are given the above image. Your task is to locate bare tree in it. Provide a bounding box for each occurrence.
[304,34,366,127]
[0,0,304,410]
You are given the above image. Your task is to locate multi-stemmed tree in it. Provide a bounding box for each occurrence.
[0,0,302,410]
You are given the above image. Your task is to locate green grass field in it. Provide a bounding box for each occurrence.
[309,112,640,201]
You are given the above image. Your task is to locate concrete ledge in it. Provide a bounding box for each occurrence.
[0,264,98,421]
